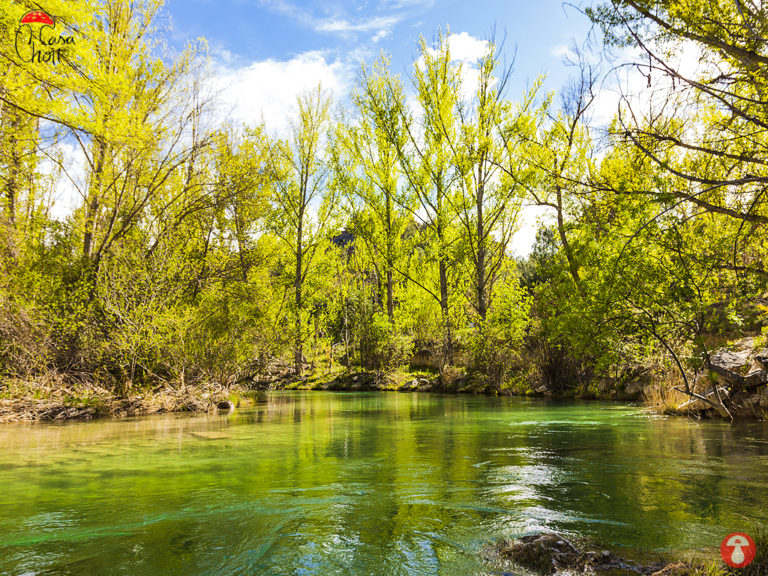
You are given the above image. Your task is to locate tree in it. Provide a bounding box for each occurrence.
[267,87,335,375]
[582,0,768,410]
[587,0,768,273]
[332,54,410,323]
[369,36,464,365]
[432,33,522,322]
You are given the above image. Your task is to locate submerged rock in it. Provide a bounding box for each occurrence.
[189,431,231,440]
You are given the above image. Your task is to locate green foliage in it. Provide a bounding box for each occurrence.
[0,5,764,405]
[466,265,531,389]
[357,312,413,377]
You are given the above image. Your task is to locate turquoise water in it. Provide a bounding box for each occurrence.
[0,392,766,575]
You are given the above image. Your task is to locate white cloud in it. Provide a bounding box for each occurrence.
[212,51,351,135]
[372,29,389,43]
[315,15,401,34]
[257,0,406,39]
[383,0,435,8]
[447,31,490,63]
[511,204,551,257]
[590,41,706,127]
[419,31,490,65]
[41,139,87,221]
[551,44,576,61]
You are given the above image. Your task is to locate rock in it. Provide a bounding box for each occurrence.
[190,431,230,440]
[493,534,694,576]
[742,394,760,408]
[710,348,751,372]
[501,533,580,574]
[706,342,768,389]
[400,379,419,391]
[744,369,768,388]
[689,338,768,417]
[498,533,648,575]
[624,381,645,398]
[651,562,690,576]
[760,386,768,409]
[598,378,613,393]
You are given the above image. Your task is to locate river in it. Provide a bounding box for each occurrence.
[0,392,766,575]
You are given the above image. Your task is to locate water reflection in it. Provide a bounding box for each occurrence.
[0,393,766,575]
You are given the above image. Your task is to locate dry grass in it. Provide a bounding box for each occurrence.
[0,376,244,423]
[642,382,693,415]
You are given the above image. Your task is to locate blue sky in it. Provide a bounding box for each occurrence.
[161,0,598,117]
[156,0,600,254]
[162,0,594,70]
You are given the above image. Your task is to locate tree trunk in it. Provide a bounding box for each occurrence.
[438,255,453,364]
[475,173,487,321]
[385,190,395,323]
[233,201,249,282]
[294,211,304,375]
[1,110,23,259]
[84,141,107,260]
[555,185,584,296]
[2,146,17,257]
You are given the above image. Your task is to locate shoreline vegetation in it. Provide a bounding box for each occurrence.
[2,329,766,424]
[1,1,767,425]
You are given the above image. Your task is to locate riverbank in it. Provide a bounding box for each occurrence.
[0,377,268,424]
[2,334,767,423]
[2,363,766,423]
[0,368,632,424]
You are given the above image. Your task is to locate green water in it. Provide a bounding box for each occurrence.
[0,392,766,575]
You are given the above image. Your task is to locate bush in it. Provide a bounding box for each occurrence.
[466,270,531,391]
[358,312,413,377]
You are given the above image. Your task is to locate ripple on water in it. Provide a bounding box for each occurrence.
[0,393,766,576]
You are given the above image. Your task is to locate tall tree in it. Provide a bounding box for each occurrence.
[268,87,334,375]
[373,36,463,364]
[510,50,599,298]
[444,36,521,322]
[333,54,410,323]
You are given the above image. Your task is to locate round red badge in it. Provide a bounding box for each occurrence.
[721,532,756,568]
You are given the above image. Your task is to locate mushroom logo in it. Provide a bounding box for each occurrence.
[15,9,74,66]
[20,10,55,26]
[721,532,756,568]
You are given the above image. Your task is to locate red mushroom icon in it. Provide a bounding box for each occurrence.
[721,532,756,568]
[20,10,54,26]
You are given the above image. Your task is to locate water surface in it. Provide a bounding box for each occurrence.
[0,392,766,575]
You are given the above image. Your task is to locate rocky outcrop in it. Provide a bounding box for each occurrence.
[679,337,768,418]
[707,341,768,388]
[493,532,682,575]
